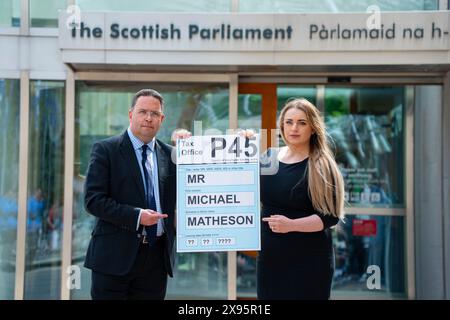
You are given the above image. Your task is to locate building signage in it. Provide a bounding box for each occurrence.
[176,134,260,253]
[73,22,294,41]
[58,11,450,65]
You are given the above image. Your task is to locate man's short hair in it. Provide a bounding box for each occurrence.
[130,89,164,111]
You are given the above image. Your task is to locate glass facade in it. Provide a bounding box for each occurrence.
[71,82,229,299]
[239,0,438,12]
[24,80,65,299]
[0,0,20,27]
[75,0,231,12]
[29,0,67,28]
[1,0,438,29]
[0,79,20,300]
[277,86,317,109]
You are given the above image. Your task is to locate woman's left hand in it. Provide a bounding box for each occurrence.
[262,215,292,233]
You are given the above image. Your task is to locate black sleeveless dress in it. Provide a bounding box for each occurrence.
[257,152,339,300]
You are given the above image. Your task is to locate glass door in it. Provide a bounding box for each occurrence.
[236,83,409,299]
[70,81,230,299]
[324,86,407,299]
[236,83,276,299]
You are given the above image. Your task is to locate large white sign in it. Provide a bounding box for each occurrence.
[58,11,450,66]
[59,11,450,51]
[176,135,260,252]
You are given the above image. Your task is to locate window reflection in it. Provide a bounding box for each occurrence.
[239,0,438,12]
[238,94,262,130]
[332,215,406,297]
[24,81,65,299]
[29,0,66,28]
[0,0,20,27]
[0,79,20,299]
[168,252,228,299]
[237,251,257,298]
[325,87,405,208]
[75,0,231,12]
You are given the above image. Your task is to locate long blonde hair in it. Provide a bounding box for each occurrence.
[279,98,345,219]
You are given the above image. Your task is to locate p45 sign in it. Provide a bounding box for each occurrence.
[176,134,260,252]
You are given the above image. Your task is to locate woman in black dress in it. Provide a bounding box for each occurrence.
[257,98,345,300]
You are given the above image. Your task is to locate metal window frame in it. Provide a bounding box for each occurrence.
[14,71,29,300]
[405,85,415,299]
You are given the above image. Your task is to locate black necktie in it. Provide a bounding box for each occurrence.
[141,144,157,245]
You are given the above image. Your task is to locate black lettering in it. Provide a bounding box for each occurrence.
[212,28,220,39]
[189,24,199,39]
[148,26,155,38]
[110,23,119,38]
[187,196,197,205]
[263,28,272,39]
[286,25,293,39]
[386,23,395,39]
[80,22,91,38]
[228,137,242,157]
[403,28,413,39]
[211,137,226,158]
[414,28,424,39]
[233,28,243,39]
[92,27,102,38]
[353,28,368,39]
[141,26,148,39]
[161,28,168,39]
[274,28,285,39]
[369,28,379,39]
[187,174,205,184]
[319,25,328,39]
[245,28,261,39]
[187,216,195,226]
[121,27,128,39]
[432,22,442,39]
[130,28,140,39]
[170,24,181,39]
[330,28,336,39]
[200,28,210,39]
[310,24,318,39]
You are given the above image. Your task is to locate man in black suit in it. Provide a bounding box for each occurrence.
[84,89,180,300]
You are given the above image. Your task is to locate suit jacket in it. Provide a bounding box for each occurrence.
[83,131,176,276]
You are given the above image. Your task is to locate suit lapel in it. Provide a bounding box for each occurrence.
[155,140,169,207]
[119,131,146,204]
[155,140,170,232]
